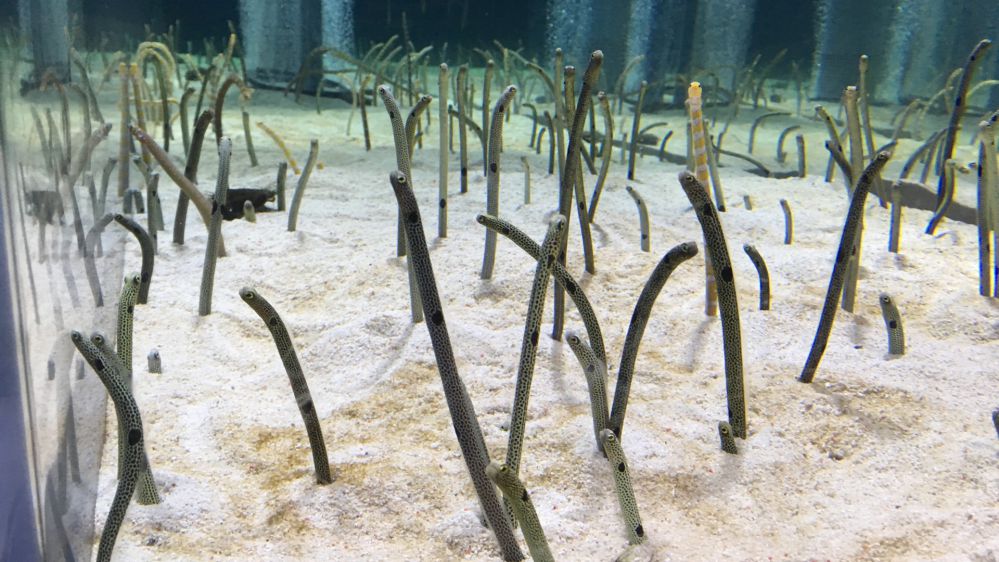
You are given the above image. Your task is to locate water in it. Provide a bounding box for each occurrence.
[2,1,998,560]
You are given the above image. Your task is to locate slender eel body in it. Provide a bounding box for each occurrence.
[780,199,793,244]
[889,182,903,253]
[117,63,130,197]
[456,65,470,194]
[388,171,523,561]
[878,294,905,355]
[777,125,801,163]
[800,151,892,383]
[174,109,214,246]
[687,82,720,318]
[256,121,300,174]
[242,110,258,166]
[627,81,647,181]
[743,244,771,311]
[405,94,434,159]
[718,421,738,454]
[379,85,424,324]
[600,429,646,545]
[481,85,519,279]
[505,216,565,492]
[199,137,232,316]
[625,186,651,252]
[679,171,747,438]
[240,287,333,484]
[116,274,140,391]
[566,332,609,451]
[276,161,288,211]
[476,213,606,366]
[796,134,807,177]
[438,63,449,238]
[287,139,319,232]
[486,463,554,562]
[84,213,115,306]
[608,242,698,440]
[113,214,154,304]
[71,331,146,562]
[588,91,614,222]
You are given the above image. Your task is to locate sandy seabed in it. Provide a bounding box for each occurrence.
[17,82,997,561]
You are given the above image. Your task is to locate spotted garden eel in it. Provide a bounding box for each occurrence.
[587,91,614,222]
[113,214,154,304]
[878,293,905,356]
[286,138,319,233]
[84,213,115,306]
[600,429,646,545]
[718,421,738,454]
[780,199,793,245]
[608,241,699,440]
[71,331,147,562]
[800,151,892,383]
[742,244,771,311]
[456,64,470,195]
[438,63,449,238]
[198,137,232,316]
[387,171,523,561]
[379,85,424,324]
[566,332,609,451]
[239,287,333,484]
[503,214,564,505]
[91,331,160,506]
[486,462,554,562]
[475,213,606,366]
[678,171,748,439]
[481,85,518,280]
[116,273,140,391]
[404,94,433,159]
[625,186,651,252]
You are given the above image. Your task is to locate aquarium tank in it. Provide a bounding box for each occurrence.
[1,0,998,560]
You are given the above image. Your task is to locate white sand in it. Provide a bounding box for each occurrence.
[13,81,999,560]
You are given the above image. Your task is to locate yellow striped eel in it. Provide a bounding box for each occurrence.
[565,332,609,451]
[481,85,519,280]
[486,462,554,562]
[71,331,148,562]
[378,85,424,324]
[678,171,747,438]
[718,421,738,454]
[800,151,892,384]
[878,294,905,356]
[239,287,333,484]
[286,138,319,233]
[199,137,232,316]
[112,214,154,304]
[742,244,770,311]
[687,82,719,318]
[475,213,606,367]
[625,186,651,252]
[504,215,565,522]
[608,241,698,440]
[599,429,645,545]
[387,171,523,561]
[90,331,160,505]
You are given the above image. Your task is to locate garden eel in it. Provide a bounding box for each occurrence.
[600,429,646,545]
[405,94,433,159]
[680,171,748,438]
[123,188,144,214]
[243,200,256,222]
[116,273,140,391]
[544,112,555,174]
[747,112,790,155]
[387,171,523,561]
[878,294,905,356]
[587,91,614,222]
[91,331,160,506]
[978,111,999,297]
[84,213,115,306]
[815,105,845,186]
[456,64,470,195]
[482,60,494,175]
[796,134,807,177]
[174,109,214,246]
[287,138,319,233]
[992,409,999,439]
[523,102,538,147]
[255,121,300,174]
[212,74,248,144]
[841,87,869,315]
[718,421,738,454]
[242,110,258,166]
[927,159,958,236]
[131,124,225,256]
[625,186,651,252]
[113,214,154,305]
[566,332,609,452]
[481,85,518,280]
[148,350,161,373]
[687,82,720,319]
[553,50,603,342]
[239,287,333,484]
[889,182,903,253]
[117,63,130,198]
[799,151,892,384]
[379,85,424,324]
[476,213,606,365]
[626,80,647,181]
[71,331,146,562]
[928,39,992,235]
[486,462,554,562]
[276,161,288,211]
[129,63,151,167]
[780,199,793,244]
[179,87,194,155]
[776,125,801,163]
[438,63,449,238]
[199,137,232,316]
[608,242,699,440]
[743,244,771,311]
